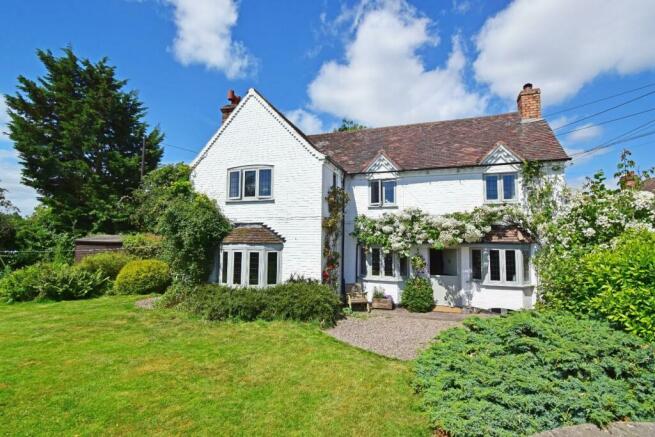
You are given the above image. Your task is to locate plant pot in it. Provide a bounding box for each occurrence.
[371,297,394,310]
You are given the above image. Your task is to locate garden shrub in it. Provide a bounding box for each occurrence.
[0,262,108,302]
[76,251,134,280]
[164,281,341,327]
[414,311,655,437]
[539,229,655,341]
[401,276,434,312]
[122,233,163,259]
[113,259,171,295]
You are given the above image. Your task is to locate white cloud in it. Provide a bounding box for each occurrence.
[452,0,472,14]
[0,97,9,141]
[0,147,39,215]
[167,0,256,78]
[285,109,324,134]
[307,0,487,127]
[474,0,655,105]
[566,123,603,142]
[564,145,612,166]
[548,116,569,130]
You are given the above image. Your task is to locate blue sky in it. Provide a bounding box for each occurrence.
[1,0,655,214]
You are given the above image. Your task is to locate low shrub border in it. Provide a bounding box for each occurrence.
[413,311,655,436]
[76,251,134,280]
[161,281,342,327]
[114,259,171,295]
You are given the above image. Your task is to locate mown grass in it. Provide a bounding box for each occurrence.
[0,296,428,436]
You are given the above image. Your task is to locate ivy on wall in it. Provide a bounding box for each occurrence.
[322,186,349,289]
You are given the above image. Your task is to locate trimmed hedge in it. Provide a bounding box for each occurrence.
[401,276,434,312]
[122,233,163,259]
[414,311,655,436]
[76,251,134,280]
[113,259,171,295]
[161,282,342,327]
[0,262,108,302]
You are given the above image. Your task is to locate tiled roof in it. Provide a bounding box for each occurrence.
[223,223,285,245]
[482,225,534,244]
[642,178,655,193]
[307,112,569,173]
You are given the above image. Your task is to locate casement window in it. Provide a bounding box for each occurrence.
[219,248,280,286]
[522,249,531,284]
[429,248,458,276]
[365,248,396,278]
[267,252,278,285]
[369,179,396,206]
[471,249,482,280]
[487,248,522,283]
[484,173,517,202]
[233,252,243,285]
[227,166,273,200]
[399,255,409,278]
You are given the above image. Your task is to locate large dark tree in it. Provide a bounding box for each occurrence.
[5,48,163,233]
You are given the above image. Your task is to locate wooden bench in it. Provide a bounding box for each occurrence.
[346,283,370,313]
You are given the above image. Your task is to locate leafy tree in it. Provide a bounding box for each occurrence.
[0,181,16,213]
[333,119,366,132]
[5,47,164,233]
[130,163,192,232]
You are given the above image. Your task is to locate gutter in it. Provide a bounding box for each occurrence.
[340,172,346,300]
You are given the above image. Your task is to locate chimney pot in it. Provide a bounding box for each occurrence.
[517,83,541,121]
[221,90,242,124]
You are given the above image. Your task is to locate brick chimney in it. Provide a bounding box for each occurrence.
[517,83,541,121]
[220,89,241,124]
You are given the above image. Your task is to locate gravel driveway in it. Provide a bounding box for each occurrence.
[326,309,485,360]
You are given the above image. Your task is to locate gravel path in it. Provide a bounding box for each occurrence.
[326,309,481,360]
[534,422,655,437]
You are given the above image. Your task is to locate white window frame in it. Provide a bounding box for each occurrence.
[481,246,527,285]
[226,166,274,201]
[219,245,281,287]
[359,247,406,281]
[484,173,517,203]
[369,179,397,207]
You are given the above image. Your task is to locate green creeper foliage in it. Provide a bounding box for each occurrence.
[161,282,342,327]
[414,311,655,437]
[122,233,163,259]
[113,259,171,295]
[5,47,163,233]
[401,276,434,312]
[156,194,231,284]
[76,251,134,281]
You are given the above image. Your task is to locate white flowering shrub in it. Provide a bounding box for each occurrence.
[353,205,529,255]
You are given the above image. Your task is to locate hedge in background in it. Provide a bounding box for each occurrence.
[113,259,171,295]
[122,233,163,259]
[162,282,341,327]
[414,311,655,437]
[401,276,434,312]
[0,262,108,303]
[76,251,134,280]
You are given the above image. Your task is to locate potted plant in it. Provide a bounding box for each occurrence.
[371,287,394,310]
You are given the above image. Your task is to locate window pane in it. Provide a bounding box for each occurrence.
[522,249,530,283]
[429,249,443,276]
[249,252,259,285]
[383,180,396,205]
[371,248,380,275]
[489,250,500,281]
[229,171,240,198]
[384,252,394,276]
[259,169,272,197]
[233,252,242,284]
[370,181,380,204]
[503,174,516,200]
[359,247,367,276]
[471,249,482,280]
[221,251,228,284]
[486,175,498,200]
[267,252,278,285]
[244,170,256,197]
[505,250,517,282]
[400,256,408,277]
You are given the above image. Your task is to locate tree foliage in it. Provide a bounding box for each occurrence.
[5,47,163,233]
[333,119,366,132]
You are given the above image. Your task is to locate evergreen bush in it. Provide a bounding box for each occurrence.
[113,259,171,295]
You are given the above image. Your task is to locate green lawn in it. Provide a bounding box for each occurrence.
[0,296,428,436]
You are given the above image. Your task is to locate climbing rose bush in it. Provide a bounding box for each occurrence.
[353,205,529,255]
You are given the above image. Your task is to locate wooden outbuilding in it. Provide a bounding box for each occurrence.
[74,235,124,262]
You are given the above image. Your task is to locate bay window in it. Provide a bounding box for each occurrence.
[485,247,529,284]
[369,179,396,207]
[360,248,400,279]
[227,166,274,201]
[484,173,517,202]
[219,247,281,286]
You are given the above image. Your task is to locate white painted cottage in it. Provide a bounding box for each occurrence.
[191,84,569,310]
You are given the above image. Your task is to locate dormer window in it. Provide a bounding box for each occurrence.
[484,173,517,202]
[370,179,396,207]
[227,166,273,201]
